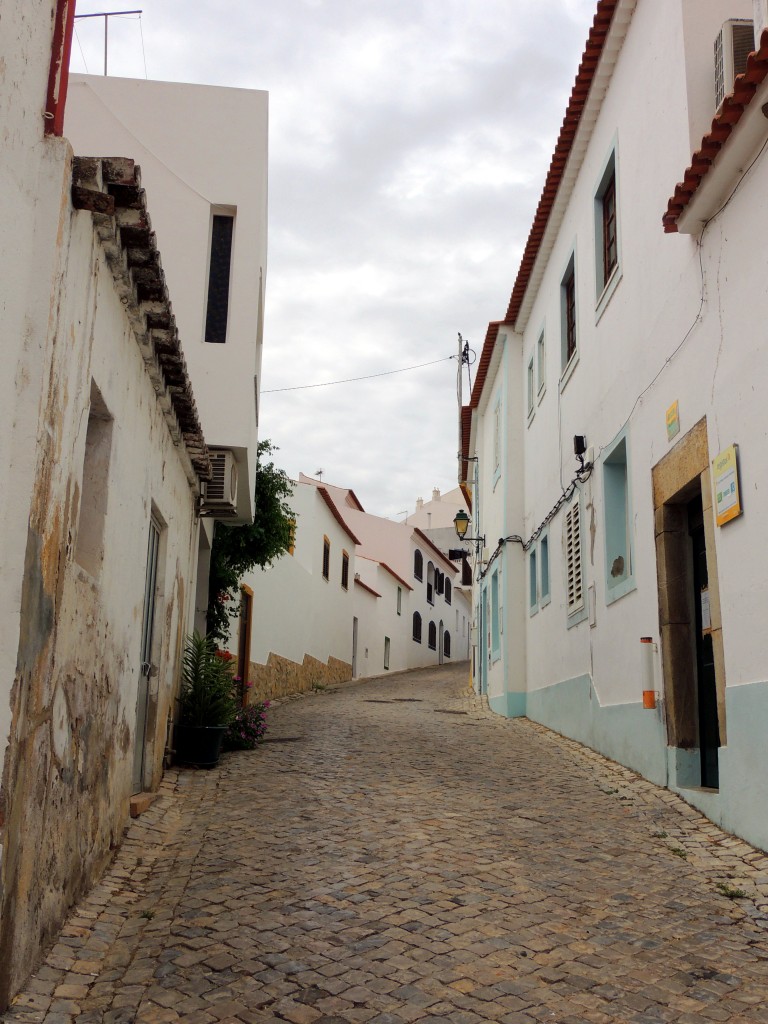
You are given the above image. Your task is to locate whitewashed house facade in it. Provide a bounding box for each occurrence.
[0,5,269,1005]
[235,476,470,695]
[65,75,269,630]
[464,0,768,851]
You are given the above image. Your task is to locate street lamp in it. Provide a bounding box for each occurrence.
[453,510,485,552]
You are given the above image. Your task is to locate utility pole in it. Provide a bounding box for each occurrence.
[457,333,465,483]
[74,10,142,76]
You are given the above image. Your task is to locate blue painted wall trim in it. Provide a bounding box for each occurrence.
[496,674,768,853]
[489,691,527,718]
[526,674,667,786]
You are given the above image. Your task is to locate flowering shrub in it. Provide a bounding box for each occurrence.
[223,700,270,751]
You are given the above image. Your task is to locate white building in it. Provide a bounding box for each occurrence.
[464,0,768,851]
[235,475,471,697]
[0,5,269,1004]
[65,74,269,628]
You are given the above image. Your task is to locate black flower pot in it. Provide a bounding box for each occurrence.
[174,724,227,769]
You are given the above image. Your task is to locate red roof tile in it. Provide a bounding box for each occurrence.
[354,578,381,598]
[317,487,362,546]
[663,28,768,232]
[504,0,620,326]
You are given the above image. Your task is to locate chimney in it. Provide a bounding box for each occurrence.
[416,497,423,510]
[432,488,440,501]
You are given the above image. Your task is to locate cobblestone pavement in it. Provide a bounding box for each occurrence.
[6,663,768,1024]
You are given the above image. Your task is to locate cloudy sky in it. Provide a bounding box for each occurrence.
[69,0,597,518]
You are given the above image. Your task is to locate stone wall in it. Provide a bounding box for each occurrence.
[247,653,352,702]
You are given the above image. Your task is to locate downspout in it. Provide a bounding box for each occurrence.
[44,0,76,136]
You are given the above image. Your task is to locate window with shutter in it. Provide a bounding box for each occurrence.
[565,499,584,614]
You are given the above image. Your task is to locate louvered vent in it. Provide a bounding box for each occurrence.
[715,20,755,109]
[565,499,584,613]
[204,449,238,516]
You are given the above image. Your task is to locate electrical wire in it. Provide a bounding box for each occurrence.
[73,25,89,72]
[261,356,454,394]
[138,12,148,78]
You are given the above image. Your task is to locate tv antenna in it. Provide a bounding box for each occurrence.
[74,9,142,76]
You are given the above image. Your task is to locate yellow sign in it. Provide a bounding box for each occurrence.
[713,444,742,526]
[666,401,680,441]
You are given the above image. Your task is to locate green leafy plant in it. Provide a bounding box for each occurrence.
[207,440,294,643]
[667,845,688,859]
[224,700,270,751]
[716,882,747,899]
[177,631,238,728]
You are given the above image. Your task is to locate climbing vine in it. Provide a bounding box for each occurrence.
[206,440,294,643]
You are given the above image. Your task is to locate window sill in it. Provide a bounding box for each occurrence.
[527,407,535,428]
[537,383,546,405]
[540,592,551,610]
[595,265,622,324]
[567,603,588,629]
[529,604,539,618]
[560,352,579,393]
[605,576,637,606]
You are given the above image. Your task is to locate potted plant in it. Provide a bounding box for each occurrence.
[174,631,237,768]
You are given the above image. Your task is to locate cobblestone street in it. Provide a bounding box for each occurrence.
[6,663,768,1024]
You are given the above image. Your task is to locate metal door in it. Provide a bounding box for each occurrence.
[688,496,719,788]
[132,517,160,794]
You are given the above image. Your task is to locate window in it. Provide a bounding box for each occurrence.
[414,549,423,581]
[565,497,585,620]
[384,637,390,670]
[491,569,500,659]
[445,579,452,606]
[529,547,538,614]
[537,331,546,396]
[75,381,113,576]
[561,254,577,369]
[601,175,617,285]
[428,621,437,650]
[443,632,451,659]
[322,536,330,580]
[527,356,535,419]
[427,561,435,605]
[603,431,635,603]
[595,151,618,294]
[397,587,402,615]
[493,397,502,485]
[412,612,422,643]
[540,532,550,606]
[204,211,235,344]
[341,550,349,590]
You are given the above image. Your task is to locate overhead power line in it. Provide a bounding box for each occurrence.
[261,356,454,394]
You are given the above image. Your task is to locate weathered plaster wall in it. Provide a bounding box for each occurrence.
[0,153,198,1004]
[0,0,60,815]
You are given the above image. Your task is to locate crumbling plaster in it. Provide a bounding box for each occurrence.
[0,144,199,1004]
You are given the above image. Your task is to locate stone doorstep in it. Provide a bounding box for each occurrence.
[129,793,156,819]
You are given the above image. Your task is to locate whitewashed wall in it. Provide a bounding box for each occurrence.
[65,76,268,523]
[471,0,768,847]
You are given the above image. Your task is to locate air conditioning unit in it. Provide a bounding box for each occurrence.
[204,449,238,516]
[714,19,755,109]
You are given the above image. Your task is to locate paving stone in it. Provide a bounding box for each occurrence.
[5,664,768,1024]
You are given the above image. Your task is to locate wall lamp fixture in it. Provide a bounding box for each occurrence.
[453,510,485,552]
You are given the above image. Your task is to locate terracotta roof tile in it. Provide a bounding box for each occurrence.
[354,578,381,598]
[317,487,362,546]
[664,28,768,232]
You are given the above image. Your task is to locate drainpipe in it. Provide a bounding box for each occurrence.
[44,0,76,136]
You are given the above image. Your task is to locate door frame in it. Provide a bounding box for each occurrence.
[652,418,727,784]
